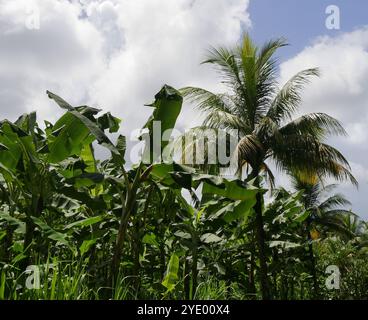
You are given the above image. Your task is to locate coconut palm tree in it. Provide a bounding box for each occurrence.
[181,34,357,299]
[291,173,357,298]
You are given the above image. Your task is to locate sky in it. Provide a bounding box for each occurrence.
[0,0,367,218]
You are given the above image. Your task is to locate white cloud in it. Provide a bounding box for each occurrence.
[279,28,368,129]
[351,162,368,183]
[0,0,106,122]
[87,0,251,134]
[345,121,368,145]
[0,0,250,133]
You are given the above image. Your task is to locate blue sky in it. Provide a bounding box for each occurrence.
[249,0,368,60]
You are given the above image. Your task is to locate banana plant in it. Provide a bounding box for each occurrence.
[0,90,122,267]
[148,162,261,298]
[110,85,184,282]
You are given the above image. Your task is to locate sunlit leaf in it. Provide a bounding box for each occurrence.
[162,253,180,292]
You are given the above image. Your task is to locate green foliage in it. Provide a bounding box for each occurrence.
[0,38,365,301]
[162,253,180,292]
[142,85,183,163]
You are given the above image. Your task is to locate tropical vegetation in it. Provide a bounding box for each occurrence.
[0,35,367,300]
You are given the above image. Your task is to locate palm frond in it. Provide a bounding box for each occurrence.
[319,194,352,211]
[272,135,357,186]
[237,35,264,128]
[267,68,320,124]
[201,46,245,95]
[254,116,282,145]
[180,87,235,114]
[324,161,358,187]
[261,162,276,190]
[256,38,288,120]
[280,112,347,139]
[323,209,357,218]
[316,217,356,239]
[257,38,288,71]
[180,87,250,133]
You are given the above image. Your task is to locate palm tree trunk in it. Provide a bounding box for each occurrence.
[248,234,256,298]
[308,241,319,298]
[248,252,256,295]
[306,220,319,299]
[254,190,271,300]
[248,169,271,300]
